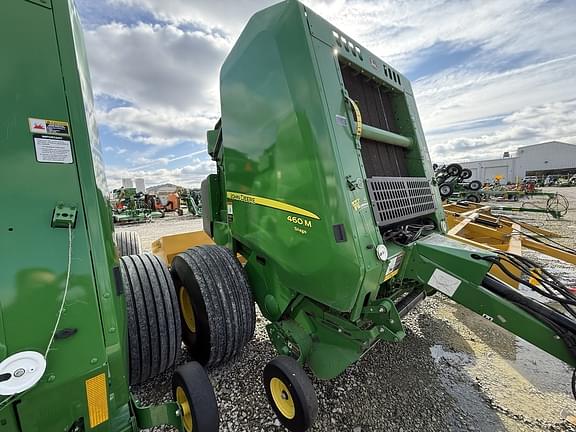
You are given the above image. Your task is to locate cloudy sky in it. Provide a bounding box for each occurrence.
[76,0,576,190]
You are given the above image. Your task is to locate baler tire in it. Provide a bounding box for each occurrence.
[446,163,462,177]
[466,194,480,203]
[460,168,472,180]
[120,253,182,385]
[171,245,255,368]
[263,356,318,432]
[114,231,142,256]
[468,180,482,191]
[439,183,453,198]
[172,362,219,432]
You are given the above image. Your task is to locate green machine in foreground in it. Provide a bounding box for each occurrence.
[0,1,218,431]
[167,1,576,430]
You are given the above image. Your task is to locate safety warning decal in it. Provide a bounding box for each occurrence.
[383,253,403,282]
[33,135,73,164]
[227,201,234,223]
[428,269,461,297]
[29,118,70,136]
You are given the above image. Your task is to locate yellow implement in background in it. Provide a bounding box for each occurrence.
[152,231,214,265]
[444,202,575,288]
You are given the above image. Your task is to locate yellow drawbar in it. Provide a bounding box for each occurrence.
[85,373,109,428]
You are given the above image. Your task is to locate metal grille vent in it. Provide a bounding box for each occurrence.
[365,176,436,227]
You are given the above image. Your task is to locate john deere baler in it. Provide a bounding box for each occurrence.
[164,1,576,431]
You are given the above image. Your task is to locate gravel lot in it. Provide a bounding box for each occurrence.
[120,187,576,432]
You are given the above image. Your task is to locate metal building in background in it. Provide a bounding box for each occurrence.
[134,178,145,193]
[458,141,576,183]
[121,177,134,188]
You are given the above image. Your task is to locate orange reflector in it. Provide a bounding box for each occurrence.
[85,373,109,428]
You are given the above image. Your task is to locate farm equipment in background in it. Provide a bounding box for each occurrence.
[443,201,575,288]
[151,1,576,431]
[180,189,202,216]
[146,192,184,216]
[1,1,218,431]
[434,163,483,200]
[111,188,164,224]
[447,186,571,219]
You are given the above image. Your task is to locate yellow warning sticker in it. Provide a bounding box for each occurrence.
[29,117,70,136]
[383,253,404,282]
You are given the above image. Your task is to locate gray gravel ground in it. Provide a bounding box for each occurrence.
[119,187,576,431]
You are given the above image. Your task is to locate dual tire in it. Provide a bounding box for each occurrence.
[121,239,316,431]
[171,245,256,368]
[114,230,142,256]
[119,253,181,385]
[120,250,220,431]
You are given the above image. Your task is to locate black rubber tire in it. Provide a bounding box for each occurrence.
[439,183,454,197]
[446,163,462,177]
[466,194,480,203]
[171,245,255,368]
[263,356,318,432]
[114,231,142,256]
[469,180,482,191]
[120,254,182,385]
[172,362,219,432]
[460,168,472,180]
[177,208,184,216]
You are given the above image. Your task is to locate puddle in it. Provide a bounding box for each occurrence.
[430,344,505,431]
[508,337,572,394]
[430,344,473,366]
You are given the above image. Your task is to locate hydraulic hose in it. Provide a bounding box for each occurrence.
[482,275,576,334]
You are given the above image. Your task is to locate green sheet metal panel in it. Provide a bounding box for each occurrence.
[0,1,131,430]
[219,0,443,318]
[220,1,366,315]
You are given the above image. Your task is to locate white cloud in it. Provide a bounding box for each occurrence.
[85,21,226,147]
[302,0,575,72]
[429,99,576,163]
[417,54,576,134]
[97,105,216,146]
[107,0,278,35]
[86,22,229,111]
[82,0,576,176]
[106,158,216,190]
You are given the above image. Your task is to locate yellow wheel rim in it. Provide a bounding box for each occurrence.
[176,386,193,432]
[179,287,196,333]
[269,377,296,420]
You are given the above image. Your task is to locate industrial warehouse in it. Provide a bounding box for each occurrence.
[2,1,576,432]
[459,141,576,184]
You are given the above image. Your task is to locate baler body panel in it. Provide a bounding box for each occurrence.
[0,1,130,430]
[219,0,443,319]
[220,2,367,315]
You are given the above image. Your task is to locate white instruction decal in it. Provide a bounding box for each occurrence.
[34,135,73,164]
[428,269,461,297]
[386,256,398,274]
